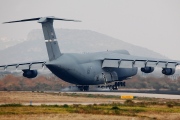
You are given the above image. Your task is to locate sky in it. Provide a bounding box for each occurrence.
[0,0,180,60]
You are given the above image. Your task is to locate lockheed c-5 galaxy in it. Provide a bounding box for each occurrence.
[1,16,180,91]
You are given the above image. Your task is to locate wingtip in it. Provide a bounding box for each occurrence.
[3,21,16,24]
[73,20,82,22]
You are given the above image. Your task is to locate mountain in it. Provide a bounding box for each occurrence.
[0,29,167,64]
[0,36,25,50]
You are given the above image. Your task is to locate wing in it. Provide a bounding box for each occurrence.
[102,54,180,69]
[0,61,46,71]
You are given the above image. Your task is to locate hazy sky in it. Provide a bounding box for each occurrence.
[0,0,180,60]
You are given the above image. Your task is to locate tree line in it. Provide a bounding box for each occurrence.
[0,74,179,91]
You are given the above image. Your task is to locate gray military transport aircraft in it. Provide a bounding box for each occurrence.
[1,16,180,91]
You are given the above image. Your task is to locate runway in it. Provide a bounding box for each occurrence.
[66,92,180,99]
[22,91,180,105]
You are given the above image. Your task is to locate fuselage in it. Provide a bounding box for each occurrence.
[45,50,138,85]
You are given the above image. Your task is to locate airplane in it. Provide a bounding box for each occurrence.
[0,16,180,91]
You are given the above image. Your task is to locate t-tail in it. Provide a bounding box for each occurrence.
[3,16,81,61]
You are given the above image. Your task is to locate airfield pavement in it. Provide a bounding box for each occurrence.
[70,91,180,99]
[0,91,122,105]
[0,91,180,105]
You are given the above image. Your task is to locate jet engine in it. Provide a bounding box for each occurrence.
[141,67,154,73]
[22,70,38,78]
[162,68,175,75]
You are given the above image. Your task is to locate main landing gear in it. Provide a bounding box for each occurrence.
[98,81,126,90]
[76,81,125,91]
[77,85,89,91]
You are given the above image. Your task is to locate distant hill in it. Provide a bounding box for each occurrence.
[0,29,167,64]
[0,36,25,50]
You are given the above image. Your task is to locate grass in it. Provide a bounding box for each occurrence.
[0,102,179,116]
[0,91,180,119]
[0,103,22,107]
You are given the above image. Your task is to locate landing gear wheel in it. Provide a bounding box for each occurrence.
[84,86,89,91]
[78,85,89,91]
[122,82,126,87]
[110,81,126,90]
[118,82,126,87]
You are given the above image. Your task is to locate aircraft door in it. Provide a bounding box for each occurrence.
[110,71,118,81]
[95,72,114,84]
[102,72,111,83]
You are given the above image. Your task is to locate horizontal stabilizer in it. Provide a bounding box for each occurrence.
[3,18,40,23]
[3,16,81,24]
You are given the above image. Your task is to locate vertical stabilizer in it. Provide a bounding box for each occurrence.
[3,16,81,61]
[39,18,61,61]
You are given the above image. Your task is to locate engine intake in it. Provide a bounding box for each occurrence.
[162,68,175,75]
[22,70,38,78]
[141,67,154,73]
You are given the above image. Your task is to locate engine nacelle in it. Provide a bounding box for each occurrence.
[162,68,175,75]
[22,70,38,78]
[141,67,154,73]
